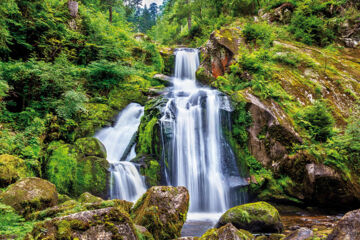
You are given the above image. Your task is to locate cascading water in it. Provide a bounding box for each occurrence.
[160,49,248,215]
[95,103,147,202]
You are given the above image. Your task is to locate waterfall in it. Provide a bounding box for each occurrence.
[95,103,147,202]
[160,48,247,214]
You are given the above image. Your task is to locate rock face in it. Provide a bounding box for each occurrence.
[216,201,283,233]
[0,177,58,216]
[26,207,140,240]
[0,154,31,187]
[131,186,190,240]
[303,163,355,205]
[245,92,302,168]
[327,209,360,240]
[200,223,254,240]
[284,227,313,240]
[196,28,244,85]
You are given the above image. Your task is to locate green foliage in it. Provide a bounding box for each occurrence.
[243,22,274,47]
[56,90,88,120]
[289,12,335,46]
[0,203,35,240]
[295,100,335,142]
[46,142,78,195]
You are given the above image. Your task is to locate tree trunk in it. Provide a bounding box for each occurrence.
[109,6,113,23]
[68,0,78,18]
[187,0,191,31]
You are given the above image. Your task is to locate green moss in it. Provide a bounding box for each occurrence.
[46,142,109,197]
[46,142,78,195]
[138,117,159,155]
[75,137,106,158]
[218,201,283,233]
[0,154,32,188]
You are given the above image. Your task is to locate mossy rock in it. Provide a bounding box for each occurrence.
[74,156,109,198]
[132,154,161,186]
[26,207,139,240]
[131,186,190,240]
[30,197,133,221]
[46,142,109,198]
[0,177,58,217]
[75,137,107,158]
[78,192,103,204]
[216,202,283,233]
[135,225,155,240]
[200,223,254,240]
[0,154,32,188]
[77,103,115,138]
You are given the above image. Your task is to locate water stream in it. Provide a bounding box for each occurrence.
[95,103,147,202]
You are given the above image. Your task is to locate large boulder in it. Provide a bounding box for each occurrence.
[26,207,141,240]
[0,177,58,216]
[131,186,190,240]
[200,223,254,240]
[216,202,283,233]
[0,154,32,188]
[327,209,360,240]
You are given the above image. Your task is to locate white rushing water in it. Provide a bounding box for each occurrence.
[161,48,247,214]
[95,103,147,202]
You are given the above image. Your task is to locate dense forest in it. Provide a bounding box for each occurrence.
[0,0,359,239]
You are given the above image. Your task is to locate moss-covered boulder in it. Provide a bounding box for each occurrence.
[0,154,32,188]
[131,186,190,240]
[78,192,103,204]
[26,207,140,240]
[0,177,58,217]
[132,154,161,186]
[75,137,107,158]
[46,142,109,198]
[30,198,133,221]
[135,225,155,240]
[200,223,254,240]
[216,202,283,233]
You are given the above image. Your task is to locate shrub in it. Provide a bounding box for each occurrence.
[295,100,335,142]
[289,8,335,46]
[243,23,274,47]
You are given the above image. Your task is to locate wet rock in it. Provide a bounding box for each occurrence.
[284,227,313,240]
[26,207,139,240]
[216,201,283,233]
[153,74,173,86]
[200,223,254,240]
[131,186,190,240]
[0,154,32,188]
[327,209,360,240]
[0,177,58,217]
